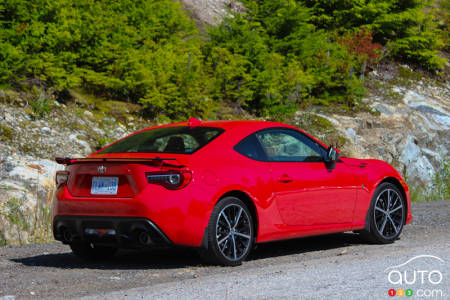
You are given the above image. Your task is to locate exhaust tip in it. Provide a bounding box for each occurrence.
[138,231,152,246]
[62,229,73,242]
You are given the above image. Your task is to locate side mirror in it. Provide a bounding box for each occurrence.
[326,146,339,162]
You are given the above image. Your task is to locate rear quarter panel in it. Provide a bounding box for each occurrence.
[187,126,275,242]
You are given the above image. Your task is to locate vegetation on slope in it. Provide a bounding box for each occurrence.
[0,0,447,121]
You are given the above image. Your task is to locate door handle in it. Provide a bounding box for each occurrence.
[278,174,293,183]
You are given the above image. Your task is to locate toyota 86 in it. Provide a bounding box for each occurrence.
[53,118,412,266]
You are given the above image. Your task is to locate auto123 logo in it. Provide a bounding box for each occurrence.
[385,255,446,298]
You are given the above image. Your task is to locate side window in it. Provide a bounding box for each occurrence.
[234,134,266,161]
[256,129,324,162]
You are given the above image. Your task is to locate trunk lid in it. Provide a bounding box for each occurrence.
[60,156,187,198]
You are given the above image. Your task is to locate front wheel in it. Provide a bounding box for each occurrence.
[202,197,254,266]
[360,182,405,243]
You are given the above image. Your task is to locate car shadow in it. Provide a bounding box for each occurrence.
[249,232,367,261]
[11,232,368,270]
[11,246,202,270]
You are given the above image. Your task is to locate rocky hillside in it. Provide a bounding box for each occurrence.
[0,0,449,246]
[0,89,152,245]
[321,66,449,194]
[1,64,448,246]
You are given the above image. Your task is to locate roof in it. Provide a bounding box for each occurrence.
[159,119,327,148]
[159,118,296,131]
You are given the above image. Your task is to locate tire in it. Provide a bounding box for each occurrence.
[201,197,254,266]
[360,182,405,244]
[70,242,117,260]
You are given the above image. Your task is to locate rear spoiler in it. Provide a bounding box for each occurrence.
[55,157,184,167]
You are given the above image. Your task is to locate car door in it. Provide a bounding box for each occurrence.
[256,128,357,226]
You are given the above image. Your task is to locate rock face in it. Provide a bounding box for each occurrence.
[0,156,63,244]
[180,0,244,25]
[0,94,147,245]
[321,73,449,196]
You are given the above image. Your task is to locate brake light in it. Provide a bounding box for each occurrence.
[56,171,69,187]
[146,170,192,190]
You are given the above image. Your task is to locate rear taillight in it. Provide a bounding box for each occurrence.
[146,170,192,190]
[56,171,69,187]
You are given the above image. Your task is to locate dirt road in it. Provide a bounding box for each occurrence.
[1,201,449,300]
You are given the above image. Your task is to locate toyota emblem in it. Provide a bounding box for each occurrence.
[98,166,107,174]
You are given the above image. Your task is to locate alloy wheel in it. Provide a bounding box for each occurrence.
[215,203,252,262]
[373,189,404,238]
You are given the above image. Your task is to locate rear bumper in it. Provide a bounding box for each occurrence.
[53,216,172,248]
[53,184,213,247]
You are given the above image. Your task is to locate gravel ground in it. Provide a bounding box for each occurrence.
[0,200,449,300]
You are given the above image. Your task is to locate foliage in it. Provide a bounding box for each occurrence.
[408,160,450,202]
[0,0,446,120]
[431,160,450,201]
[0,193,54,245]
[0,0,211,120]
[301,0,446,71]
[207,1,366,118]
[96,136,114,151]
[0,124,14,141]
[435,0,449,51]
[29,96,52,118]
[337,28,384,66]
[0,197,31,244]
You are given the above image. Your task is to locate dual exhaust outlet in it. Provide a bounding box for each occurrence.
[59,227,153,246]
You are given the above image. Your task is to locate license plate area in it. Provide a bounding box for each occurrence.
[91,176,119,195]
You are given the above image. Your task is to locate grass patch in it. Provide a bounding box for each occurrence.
[29,96,52,119]
[0,124,14,141]
[95,136,115,151]
[1,197,31,231]
[391,65,443,89]
[0,192,55,245]
[0,196,31,245]
[69,89,142,123]
[0,89,20,105]
[0,232,6,246]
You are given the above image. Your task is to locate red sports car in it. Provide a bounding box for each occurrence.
[53,118,412,266]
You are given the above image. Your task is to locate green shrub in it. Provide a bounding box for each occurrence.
[408,160,450,202]
[207,2,366,119]
[30,96,51,118]
[301,0,446,71]
[431,160,450,200]
[0,0,214,119]
[1,197,31,232]
[96,137,114,151]
[0,0,446,120]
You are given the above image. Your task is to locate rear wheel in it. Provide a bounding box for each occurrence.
[360,182,405,243]
[70,243,117,260]
[202,197,254,266]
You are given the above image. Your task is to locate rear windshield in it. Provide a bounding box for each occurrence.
[99,126,224,154]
